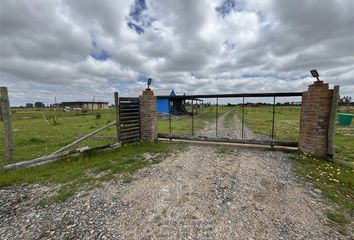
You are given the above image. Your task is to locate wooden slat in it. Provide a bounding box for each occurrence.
[120,107,139,110]
[120,104,139,108]
[121,132,140,138]
[120,100,139,104]
[121,127,140,133]
[120,124,140,128]
[121,116,140,120]
[119,97,140,144]
[121,120,139,124]
[120,97,139,100]
[120,112,139,116]
[120,109,139,113]
[121,122,139,127]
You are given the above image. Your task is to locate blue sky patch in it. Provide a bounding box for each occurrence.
[216,0,244,17]
[130,0,147,22]
[91,49,111,61]
[241,73,282,80]
[127,22,145,34]
[241,73,311,81]
[137,74,148,83]
[223,40,236,50]
[127,0,154,34]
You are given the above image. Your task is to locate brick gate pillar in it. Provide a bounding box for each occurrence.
[299,80,339,158]
[139,87,158,141]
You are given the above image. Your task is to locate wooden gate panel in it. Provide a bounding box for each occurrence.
[119,97,140,144]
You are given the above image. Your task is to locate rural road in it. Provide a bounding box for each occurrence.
[0,144,347,239]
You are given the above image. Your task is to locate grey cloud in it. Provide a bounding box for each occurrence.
[0,0,353,106]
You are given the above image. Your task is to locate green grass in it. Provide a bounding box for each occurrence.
[158,106,232,135]
[10,107,113,120]
[0,108,117,163]
[0,141,181,204]
[239,106,301,141]
[234,106,354,163]
[292,153,354,234]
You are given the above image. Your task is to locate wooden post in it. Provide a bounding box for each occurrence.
[327,85,340,159]
[0,87,14,164]
[114,92,120,142]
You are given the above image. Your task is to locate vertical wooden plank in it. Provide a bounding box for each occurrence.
[0,87,14,164]
[327,85,340,160]
[114,92,120,142]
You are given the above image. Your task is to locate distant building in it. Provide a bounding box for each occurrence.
[156,90,203,115]
[26,103,34,108]
[61,101,109,110]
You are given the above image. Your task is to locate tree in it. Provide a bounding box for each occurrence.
[338,96,352,106]
[34,102,45,108]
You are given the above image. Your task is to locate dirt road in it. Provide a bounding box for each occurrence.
[0,144,346,239]
[197,110,268,140]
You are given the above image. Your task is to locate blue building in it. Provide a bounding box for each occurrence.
[156,90,176,114]
[156,90,204,115]
[156,98,170,113]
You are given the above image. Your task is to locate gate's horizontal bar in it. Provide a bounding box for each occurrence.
[119,97,139,100]
[119,100,139,103]
[120,132,140,138]
[121,125,140,130]
[120,112,139,116]
[121,138,140,144]
[158,133,298,147]
[120,109,139,112]
[121,116,140,120]
[120,105,139,108]
[121,119,139,123]
[156,92,303,99]
[121,128,140,134]
[121,122,140,126]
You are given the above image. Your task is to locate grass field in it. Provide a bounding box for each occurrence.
[0,106,352,225]
[242,106,300,141]
[0,141,180,204]
[1,105,353,164]
[158,106,233,135]
[0,108,117,163]
[158,105,353,163]
[292,153,354,234]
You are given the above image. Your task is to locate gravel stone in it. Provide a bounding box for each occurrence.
[0,145,351,239]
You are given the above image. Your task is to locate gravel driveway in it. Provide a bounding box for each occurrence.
[197,110,270,141]
[0,144,346,239]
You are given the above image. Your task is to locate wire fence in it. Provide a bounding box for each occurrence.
[0,92,118,163]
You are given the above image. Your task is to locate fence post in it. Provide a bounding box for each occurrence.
[114,92,120,142]
[327,85,340,159]
[169,110,172,140]
[271,96,276,140]
[215,98,218,137]
[139,87,157,141]
[299,80,336,158]
[241,97,245,139]
[0,87,14,164]
[192,99,194,136]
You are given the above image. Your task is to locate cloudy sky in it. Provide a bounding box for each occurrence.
[0,0,353,105]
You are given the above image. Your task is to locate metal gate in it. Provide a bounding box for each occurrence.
[119,97,140,144]
[156,92,303,147]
